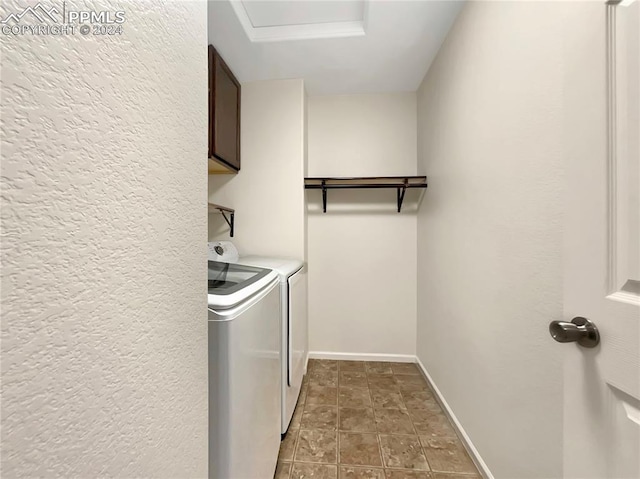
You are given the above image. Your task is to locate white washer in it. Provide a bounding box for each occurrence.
[208,241,308,435]
[208,260,281,479]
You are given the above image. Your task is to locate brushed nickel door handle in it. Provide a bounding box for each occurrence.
[549,317,600,348]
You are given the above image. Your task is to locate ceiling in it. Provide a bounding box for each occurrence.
[207,0,465,95]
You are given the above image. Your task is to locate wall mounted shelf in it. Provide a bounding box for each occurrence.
[208,203,235,237]
[304,176,428,213]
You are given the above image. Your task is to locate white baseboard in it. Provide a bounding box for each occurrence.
[308,351,416,363]
[416,357,493,479]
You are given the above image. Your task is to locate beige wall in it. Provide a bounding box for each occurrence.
[307,93,417,357]
[209,79,307,260]
[0,1,208,476]
[416,2,564,477]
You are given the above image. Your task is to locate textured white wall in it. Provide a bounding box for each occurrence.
[307,93,417,357]
[416,2,564,478]
[0,1,209,477]
[208,79,307,260]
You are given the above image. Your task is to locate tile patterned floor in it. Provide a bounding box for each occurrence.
[275,360,482,479]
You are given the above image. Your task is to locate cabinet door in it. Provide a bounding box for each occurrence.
[209,46,241,171]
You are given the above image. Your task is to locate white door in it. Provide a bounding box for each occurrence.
[562,1,640,477]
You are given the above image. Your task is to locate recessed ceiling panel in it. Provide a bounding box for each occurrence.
[241,1,364,28]
[209,0,466,93]
[230,0,367,42]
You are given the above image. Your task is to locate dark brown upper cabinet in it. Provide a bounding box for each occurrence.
[209,45,241,174]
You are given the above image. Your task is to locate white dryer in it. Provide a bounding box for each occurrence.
[208,241,308,434]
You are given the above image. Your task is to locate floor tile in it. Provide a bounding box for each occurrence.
[338,432,383,467]
[385,470,431,479]
[365,362,393,375]
[397,381,430,393]
[291,463,338,479]
[302,405,338,431]
[299,386,308,405]
[340,371,369,389]
[373,408,415,435]
[280,429,299,461]
[339,387,372,408]
[409,409,456,437]
[310,369,339,387]
[394,374,428,387]
[294,361,476,479]
[421,437,478,474]
[367,374,399,391]
[390,363,420,375]
[275,461,292,479]
[310,367,339,379]
[339,408,377,432]
[295,429,338,464]
[339,466,385,479]
[378,435,429,471]
[400,390,438,411]
[309,359,339,372]
[291,401,304,429]
[339,360,367,372]
[370,389,406,409]
[430,473,481,479]
[307,384,338,406]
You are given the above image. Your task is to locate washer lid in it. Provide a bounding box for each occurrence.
[240,255,304,278]
[207,261,277,309]
[208,240,239,263]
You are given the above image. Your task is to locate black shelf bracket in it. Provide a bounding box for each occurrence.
[397,178,408,213]
[304,176,428,213]
[208,204,235,237]
[321,180,327,213]
[220,211,235,237]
